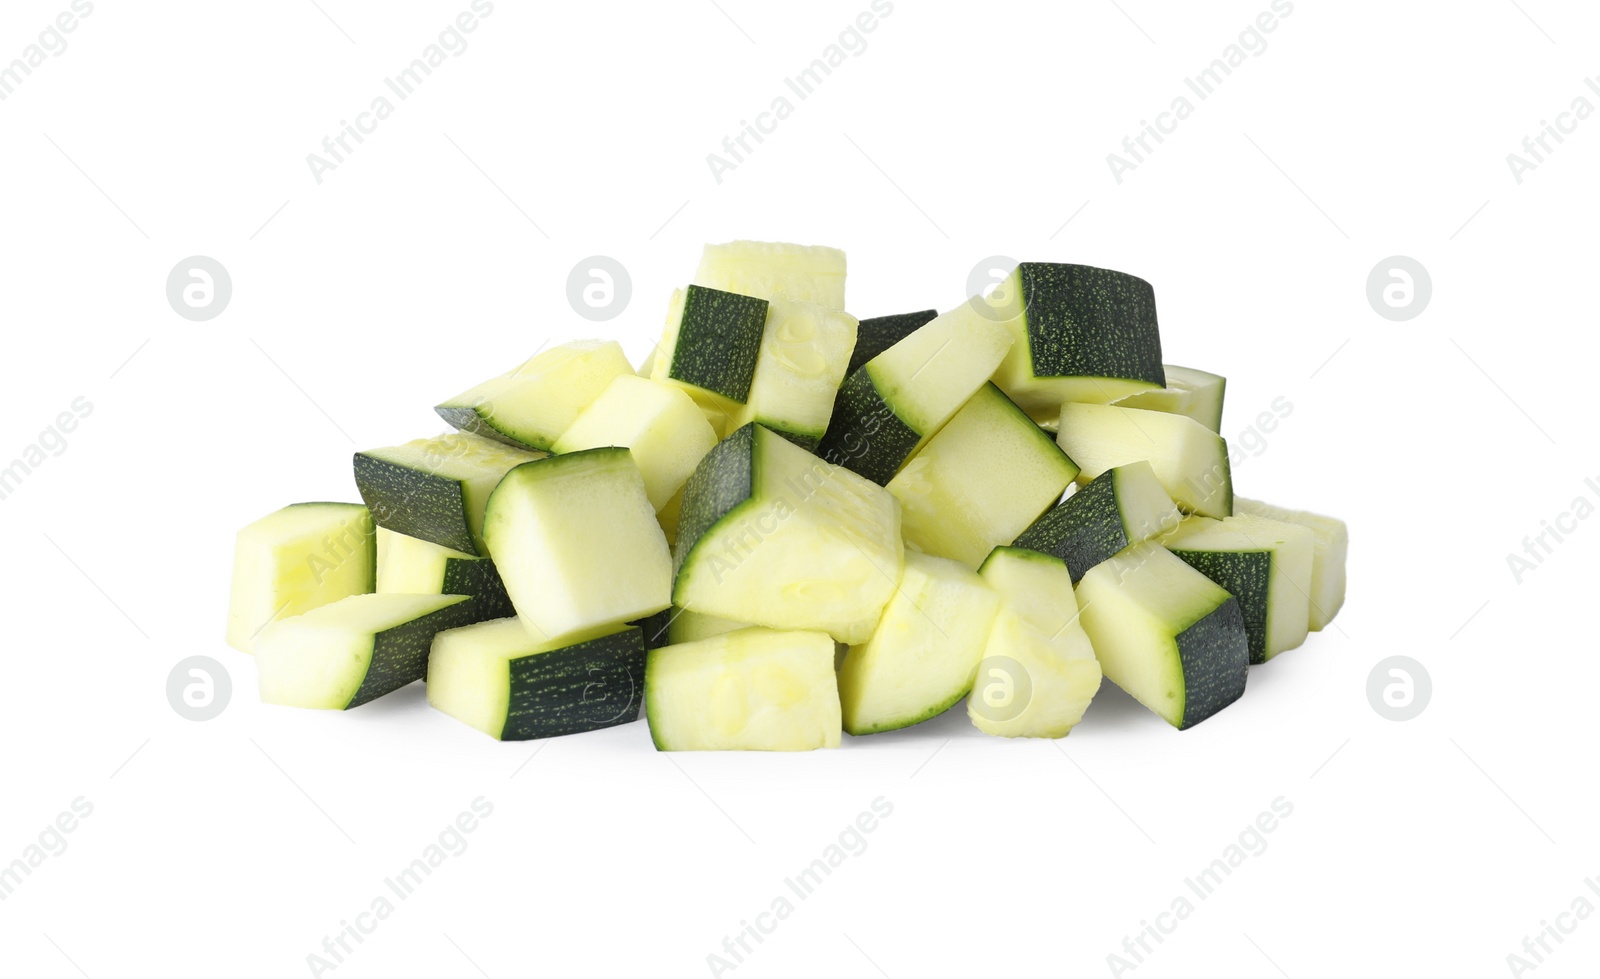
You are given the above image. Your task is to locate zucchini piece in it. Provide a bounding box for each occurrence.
[838,552,1001,735]
[657,484,684,550]
[354,432,544,556]
[1075,541,1248,730]
[1233,498,1348,631]
[256,593,476,710]
[887,383,1080,567]
[484,446,672,642]
[666,608,751,645]
[651,285,768,403]
[645,627,841,751]
[846,309,939,377]
[375,528,513,621]
[427,619,647,740]
[551,374,718,511]
[987,263,1166,420]
[1056,403,1233,519]
[1013,461,1180,583]
[435,339,634,451]
[634,608,675,650]
[729,298,859,450]
[1114,365,1227,433]
[815,305,1013,484]
[225,503,375,653]
[970,547,1102,738]
[1162,514,1314,664]
[673,423,903,645]
[693,240,847,310]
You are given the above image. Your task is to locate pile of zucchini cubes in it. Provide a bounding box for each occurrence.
[226,242,1347,749]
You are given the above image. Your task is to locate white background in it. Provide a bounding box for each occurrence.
[1,0,1595,976]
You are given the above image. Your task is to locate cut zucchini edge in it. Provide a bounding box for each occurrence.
[225,502,376,653]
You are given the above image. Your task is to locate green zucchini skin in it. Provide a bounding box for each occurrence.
[1013,469,1129,583]
[500,626,647,739]
[632,609,675,650]
[353,453,478,555]
[440,558,515,622]
[814,369,923,485]
[669,285,768,402]
[1168,548,1273,665]
[847,310,938,376]
[672,423,757,580]
[1018,263,1164,385]
[432,405,523,450]
[348,598,479,708]
[1174,597,1249,729]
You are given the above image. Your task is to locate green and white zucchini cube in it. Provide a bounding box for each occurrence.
[888,383,1079,567]
[427,618,647,740]
[551,374,718,511]
[1114,364,1227,433]
[652,285,769,406]
[483,447,672,642]
[838,552,1001,735]
[1013,461,1180,583]
[984,263,1166,421]
[645,627,841,751]
[729,298,859,450]
[673,423,903,646]
[665,608,752,645]
[970,547,1102,738]
[354,432,544,556]
[1075,541,1248,730]
[1162,514,1314,664]
[1233,498,1348,631]
[226,502,376,653]
[375,527,514,621]
[815,304,1013,485]
[435,339,635,451]
[847,309,938,377]
[693,240,847,310]
[1056,403,1233,519]
[255,593,477,709]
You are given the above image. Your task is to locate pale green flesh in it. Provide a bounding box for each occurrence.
[437,340,634,451]
[675,426,903,645]
[1056,403,1232,519]
[1074,542,1235,727]
[646,628,841,750]
[1162,514,1314,661]
[838,552,1001,735]
[969,609,1102,739]
[865,303,1013,436]
[551,374,718,511]
[376,526,476,593]
[255,593,468,709]
[1234,498,1348,631]
[483,448,672,643]
[972,548,1102,739]
[226,503,374,653]
[1114,365,1227,433]
[730,298,859,446]
[693,240,847,309]
[427,618,629,739]
[890,383,1079,567]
